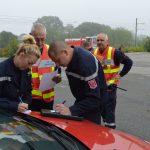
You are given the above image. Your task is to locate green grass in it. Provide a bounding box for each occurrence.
[124,47,146,53]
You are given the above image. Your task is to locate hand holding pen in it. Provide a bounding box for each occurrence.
[18,96,28,112]
[55,100,71,115]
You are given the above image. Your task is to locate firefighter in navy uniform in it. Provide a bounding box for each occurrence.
[48,41,107,124]
[94,33,133,128]
[0,35,40,112]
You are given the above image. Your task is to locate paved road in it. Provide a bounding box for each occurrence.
[54,52,150,141]
[1,53,150,141]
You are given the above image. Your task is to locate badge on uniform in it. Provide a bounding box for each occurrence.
[88,79,97,89]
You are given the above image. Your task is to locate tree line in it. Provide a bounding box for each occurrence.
[0,16,150,57]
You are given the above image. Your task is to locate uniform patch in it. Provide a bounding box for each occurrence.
[88,79,97,89]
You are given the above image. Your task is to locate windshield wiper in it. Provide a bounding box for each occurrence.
[50,125,80,150]
[22,116,80,150]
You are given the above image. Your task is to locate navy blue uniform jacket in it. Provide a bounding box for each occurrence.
[66,47,107,124]
[114,49,133,77]
[0,57,32,111]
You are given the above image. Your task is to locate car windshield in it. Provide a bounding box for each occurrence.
[0,109,88,150]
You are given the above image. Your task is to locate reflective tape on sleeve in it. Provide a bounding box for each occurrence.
[0,76,11,82]
[66,56,98,81]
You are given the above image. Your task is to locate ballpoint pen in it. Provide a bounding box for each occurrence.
[19,96,23,103]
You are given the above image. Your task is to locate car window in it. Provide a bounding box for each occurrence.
[0,109,88,150]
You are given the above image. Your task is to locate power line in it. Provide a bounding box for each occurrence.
[0,15,36,24]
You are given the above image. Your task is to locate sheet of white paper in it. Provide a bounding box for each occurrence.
[23,110,32,114]
[39,71,57,92]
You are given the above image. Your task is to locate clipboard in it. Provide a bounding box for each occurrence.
[41,109,84,121]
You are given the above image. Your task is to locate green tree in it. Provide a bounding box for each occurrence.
[109,28,134,48]
[143,36,150,52]
[73,22,111,37]
[0,48,7,57]
[0,31,17,48]
[35,16,64,42]
[6,38,19,56]
[64,24,74,38]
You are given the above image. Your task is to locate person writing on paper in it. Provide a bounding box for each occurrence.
[30,23,61,111]
[0,34,40,112]
[48,41,107,124]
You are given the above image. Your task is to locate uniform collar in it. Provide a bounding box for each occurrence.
[6,56,21,75]
[66,47,77,71]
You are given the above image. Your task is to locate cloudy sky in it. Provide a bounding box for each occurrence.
[0,0,150,36]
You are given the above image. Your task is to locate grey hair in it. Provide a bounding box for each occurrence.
[30,23,46,34]
[97,33,108,41]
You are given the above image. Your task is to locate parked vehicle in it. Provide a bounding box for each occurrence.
[0,108,150,150]
[65,36,97,49]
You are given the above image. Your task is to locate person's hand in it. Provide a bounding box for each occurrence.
[112,74,121,81]
[54,104,71,115]
[18,103,28,112]
[52,74,61,84]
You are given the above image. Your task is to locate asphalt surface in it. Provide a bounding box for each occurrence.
[54,52,150,141]
[0,52,150,141]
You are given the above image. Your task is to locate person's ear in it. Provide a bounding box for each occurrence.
[19,52,26,57]
[62,49,68,56]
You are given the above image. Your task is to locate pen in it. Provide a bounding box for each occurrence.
[62,100,66,104]
[19,96,23,103]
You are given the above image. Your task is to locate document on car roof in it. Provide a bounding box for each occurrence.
[39,71,57,92]
[23,110,32,114]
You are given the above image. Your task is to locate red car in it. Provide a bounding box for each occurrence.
[30,111,150,150]
[0,108,150,150]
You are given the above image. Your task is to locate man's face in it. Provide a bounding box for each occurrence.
[32,30,46,49]
[97,34,109,52]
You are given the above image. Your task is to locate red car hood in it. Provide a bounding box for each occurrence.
[29,112,150,150]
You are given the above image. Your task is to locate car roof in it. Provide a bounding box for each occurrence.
[29,112,150,150]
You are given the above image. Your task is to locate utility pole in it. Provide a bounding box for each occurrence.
[135,18,144,47]
[135,18,137,47]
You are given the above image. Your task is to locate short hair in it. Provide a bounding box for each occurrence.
[48,41,70,56]
[82,41,91,48]
[30,23,46,34]
[97,33,108,41]
[15,34,41,58]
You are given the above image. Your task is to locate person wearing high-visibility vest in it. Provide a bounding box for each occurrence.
[93,33,133,129]
[30,23,61,111]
